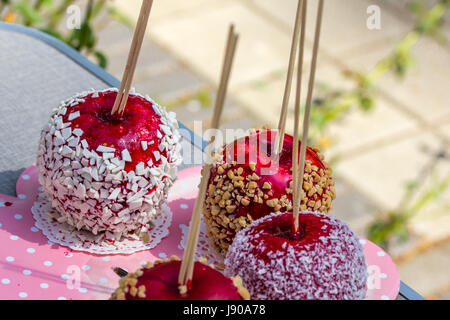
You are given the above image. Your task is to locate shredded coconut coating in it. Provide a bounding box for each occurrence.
[36,88,182,240]
[225,211,367,300]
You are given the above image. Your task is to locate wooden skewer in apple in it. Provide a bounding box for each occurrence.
[292,0,324,235]
[111,0,153,116]
[178,24,239,293]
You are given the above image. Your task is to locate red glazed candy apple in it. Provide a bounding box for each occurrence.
[110,256,250,300]
[204,128,335,255]
[36,88,182,240]
[225,211,368,300]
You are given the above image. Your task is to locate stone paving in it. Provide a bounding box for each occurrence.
[96,0,450,299]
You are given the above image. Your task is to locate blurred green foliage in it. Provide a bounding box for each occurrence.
[0,0,132,68]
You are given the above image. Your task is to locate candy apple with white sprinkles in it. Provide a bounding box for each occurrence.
[36,88,182,241]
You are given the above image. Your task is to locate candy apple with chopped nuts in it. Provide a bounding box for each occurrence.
[110,256,250,300]
[36,88,182,241]
[224,211,368,300]
[203,128,335,255]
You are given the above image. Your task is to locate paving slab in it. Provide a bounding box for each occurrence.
[139,1,293,87]
[246,0,411,57]
[325,97,418,158]
[397,239,450,298]
[344,37,450,126]
[231,59,354,134]
[116,0,213,22]
[335,131,448,211]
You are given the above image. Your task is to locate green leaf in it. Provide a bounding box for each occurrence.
[94,50,108,69]
[196,88,212,108]
[13,1,43,25]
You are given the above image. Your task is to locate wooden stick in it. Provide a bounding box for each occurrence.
[275,0,304,155]
[293,0,324,234]
[178,26,239,290]
[292,0,307,233]
[181,30,239,286]
[183,31,239,284]
[111,0,153,116]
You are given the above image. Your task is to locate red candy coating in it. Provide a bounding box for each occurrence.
[204,129,335,255]
[67,91,165,171]
[225,211,368,300]
[112,260,244,300]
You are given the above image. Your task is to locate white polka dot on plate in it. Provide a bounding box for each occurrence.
[61,274,69,280]
[1,279,10,285]
[79,288,88,293]
[22,175,30,180]
[102,257,110,261]
[26,248,35,254]
[43,260,52,267]
[40,283,49,289]
[57,297,67,300]
[377,251,386,257]
[64,252,73,258]
[99,277,108,284]
[180,204,188,209]
[10,235,19,241]
[140,261,147,266]
[158,253,167,258]
[82,265,90,271]
[23,270,32,276]
[0,202,4,207]
[0,223,2,228]
[381,295,389,300]
[18,194,26,199]
[14,214,22,220]
[30,227,39,232]
[18,292,27,298]
[359,239,366,245]
[6,256,14,262]
[380,273,387,279]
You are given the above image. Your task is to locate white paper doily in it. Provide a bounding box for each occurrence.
[179,218,224,266]
[31,192,172,255]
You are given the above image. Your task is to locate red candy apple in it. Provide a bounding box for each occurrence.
[204,128,335,255]
[37,89,181,240]
[225,211,367,300]
[110,257,249,300]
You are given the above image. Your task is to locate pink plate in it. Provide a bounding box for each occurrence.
[0,165,399,300]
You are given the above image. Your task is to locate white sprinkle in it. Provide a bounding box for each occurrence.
[121,149,132,162]
[97,145,116,153]
[68,111,80,121]
[141,141,148,151]
[102,152,114,160]
[61,128,72,140]
[73,128,83,136]
[153,151,161,161]
[108,188,121,200]
[81,139,89,149]
[135,162,145,176]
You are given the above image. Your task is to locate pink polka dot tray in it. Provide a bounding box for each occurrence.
[0,165,400,300]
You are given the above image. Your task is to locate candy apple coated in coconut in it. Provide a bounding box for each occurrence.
[110,256,250,300]
[37,89,182,241]
[225,211,368,300]
[204,128,335,255]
